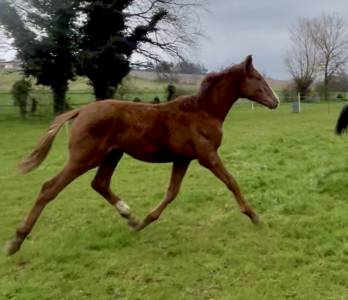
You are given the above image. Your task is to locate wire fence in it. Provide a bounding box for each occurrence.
[1,90,348,121]
[0,90,170,120]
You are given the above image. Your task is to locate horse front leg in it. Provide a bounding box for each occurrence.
[135,160,190,231]
[199,151,260,225]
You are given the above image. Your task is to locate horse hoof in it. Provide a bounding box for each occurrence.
[243,211,261,225]
[129,221,145,232]
[251,215,262,226]
[127,217,141,230]
[6,240,21,256]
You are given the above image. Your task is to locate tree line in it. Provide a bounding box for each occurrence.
[145,60,208,75]
[285,13,348,100]
[0,0,202,113]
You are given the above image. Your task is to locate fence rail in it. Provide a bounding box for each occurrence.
[0,90,171,119]
[1,89,348,120]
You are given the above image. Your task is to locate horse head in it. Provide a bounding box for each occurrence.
[239,55,279,109]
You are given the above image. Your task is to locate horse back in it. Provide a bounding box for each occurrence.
[69,100,218,163]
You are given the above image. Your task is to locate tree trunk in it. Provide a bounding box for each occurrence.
[19,97,27,119]
[93,81,117,100]
[52,84,68,114]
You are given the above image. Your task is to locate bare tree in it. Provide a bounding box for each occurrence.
[127,0,203,62]
[285,18,317,99]
[308,14,348,98]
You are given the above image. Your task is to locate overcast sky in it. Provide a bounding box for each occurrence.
[1,0,348,80]
[194,0,348,79]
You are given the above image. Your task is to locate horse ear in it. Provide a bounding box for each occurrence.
[244,55,253,74]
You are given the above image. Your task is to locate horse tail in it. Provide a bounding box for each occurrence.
[18,108,81,174]
[335,104,348,135]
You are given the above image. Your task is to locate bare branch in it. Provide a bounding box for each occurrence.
[126,0,204,63]
[308,13,348,85]
[284,18,318,97]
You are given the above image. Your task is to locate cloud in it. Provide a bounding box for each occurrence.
[195,0,348,79]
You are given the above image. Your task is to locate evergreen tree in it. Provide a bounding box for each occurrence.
[0,1,78,113]
[78,0,168,99]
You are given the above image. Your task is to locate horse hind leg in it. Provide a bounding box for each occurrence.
[91,150,139,228]
[7,162,88,255]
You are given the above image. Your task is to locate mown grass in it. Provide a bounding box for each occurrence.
[0,102,348,300]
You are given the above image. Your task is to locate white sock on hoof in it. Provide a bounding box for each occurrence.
[115,201,130,216]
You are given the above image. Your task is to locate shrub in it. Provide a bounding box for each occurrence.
[11,78,32,118]
[166,84,176,101]
[153,97,160,104]
[337,93,347,100]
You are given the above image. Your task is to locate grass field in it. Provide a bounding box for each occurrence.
[0,102,348,299]
[0,71,197,111]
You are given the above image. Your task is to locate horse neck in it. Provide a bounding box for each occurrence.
[197,72,241,122]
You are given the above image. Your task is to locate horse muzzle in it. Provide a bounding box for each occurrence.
[262,99,278,110]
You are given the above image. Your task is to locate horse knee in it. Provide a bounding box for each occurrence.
[41,178,54,192]
[168,187,180,200]
[198,156,220,170]
[38,180,58,204]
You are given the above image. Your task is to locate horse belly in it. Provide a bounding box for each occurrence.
[127,149,177,163]
[116,137,194,163]
[110,114,195,162]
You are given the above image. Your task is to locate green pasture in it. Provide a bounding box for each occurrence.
[0,101,348,299]
[0,71,197,116]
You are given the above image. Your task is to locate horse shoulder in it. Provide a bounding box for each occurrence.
[192,115,223,149]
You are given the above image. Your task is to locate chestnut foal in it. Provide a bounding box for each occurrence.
[8,55,279,255]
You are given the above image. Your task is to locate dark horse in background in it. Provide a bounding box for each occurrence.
[7,55,279,255]
[336,105,348,135]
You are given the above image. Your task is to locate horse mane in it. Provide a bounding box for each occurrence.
[177,95,199,111]
[198,64,240,98]
[173,63,242,111]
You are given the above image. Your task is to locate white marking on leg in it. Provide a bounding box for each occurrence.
[115,201,130,216]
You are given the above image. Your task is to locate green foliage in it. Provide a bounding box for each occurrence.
[11,78,32,118]
[282,84,296,102]
[175,60,208,74]
[152,60,208,75]
[0,1,197,106]
[166,84,176,101]
[336,93,347,100]
[165,83,195,101]
[315,82,327,100]
[152,96,160,104]
[78,1,168,99]
[116,77,135,100]
[0,72,198,117]
[0,1,78,114]
[1,103,348,299]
